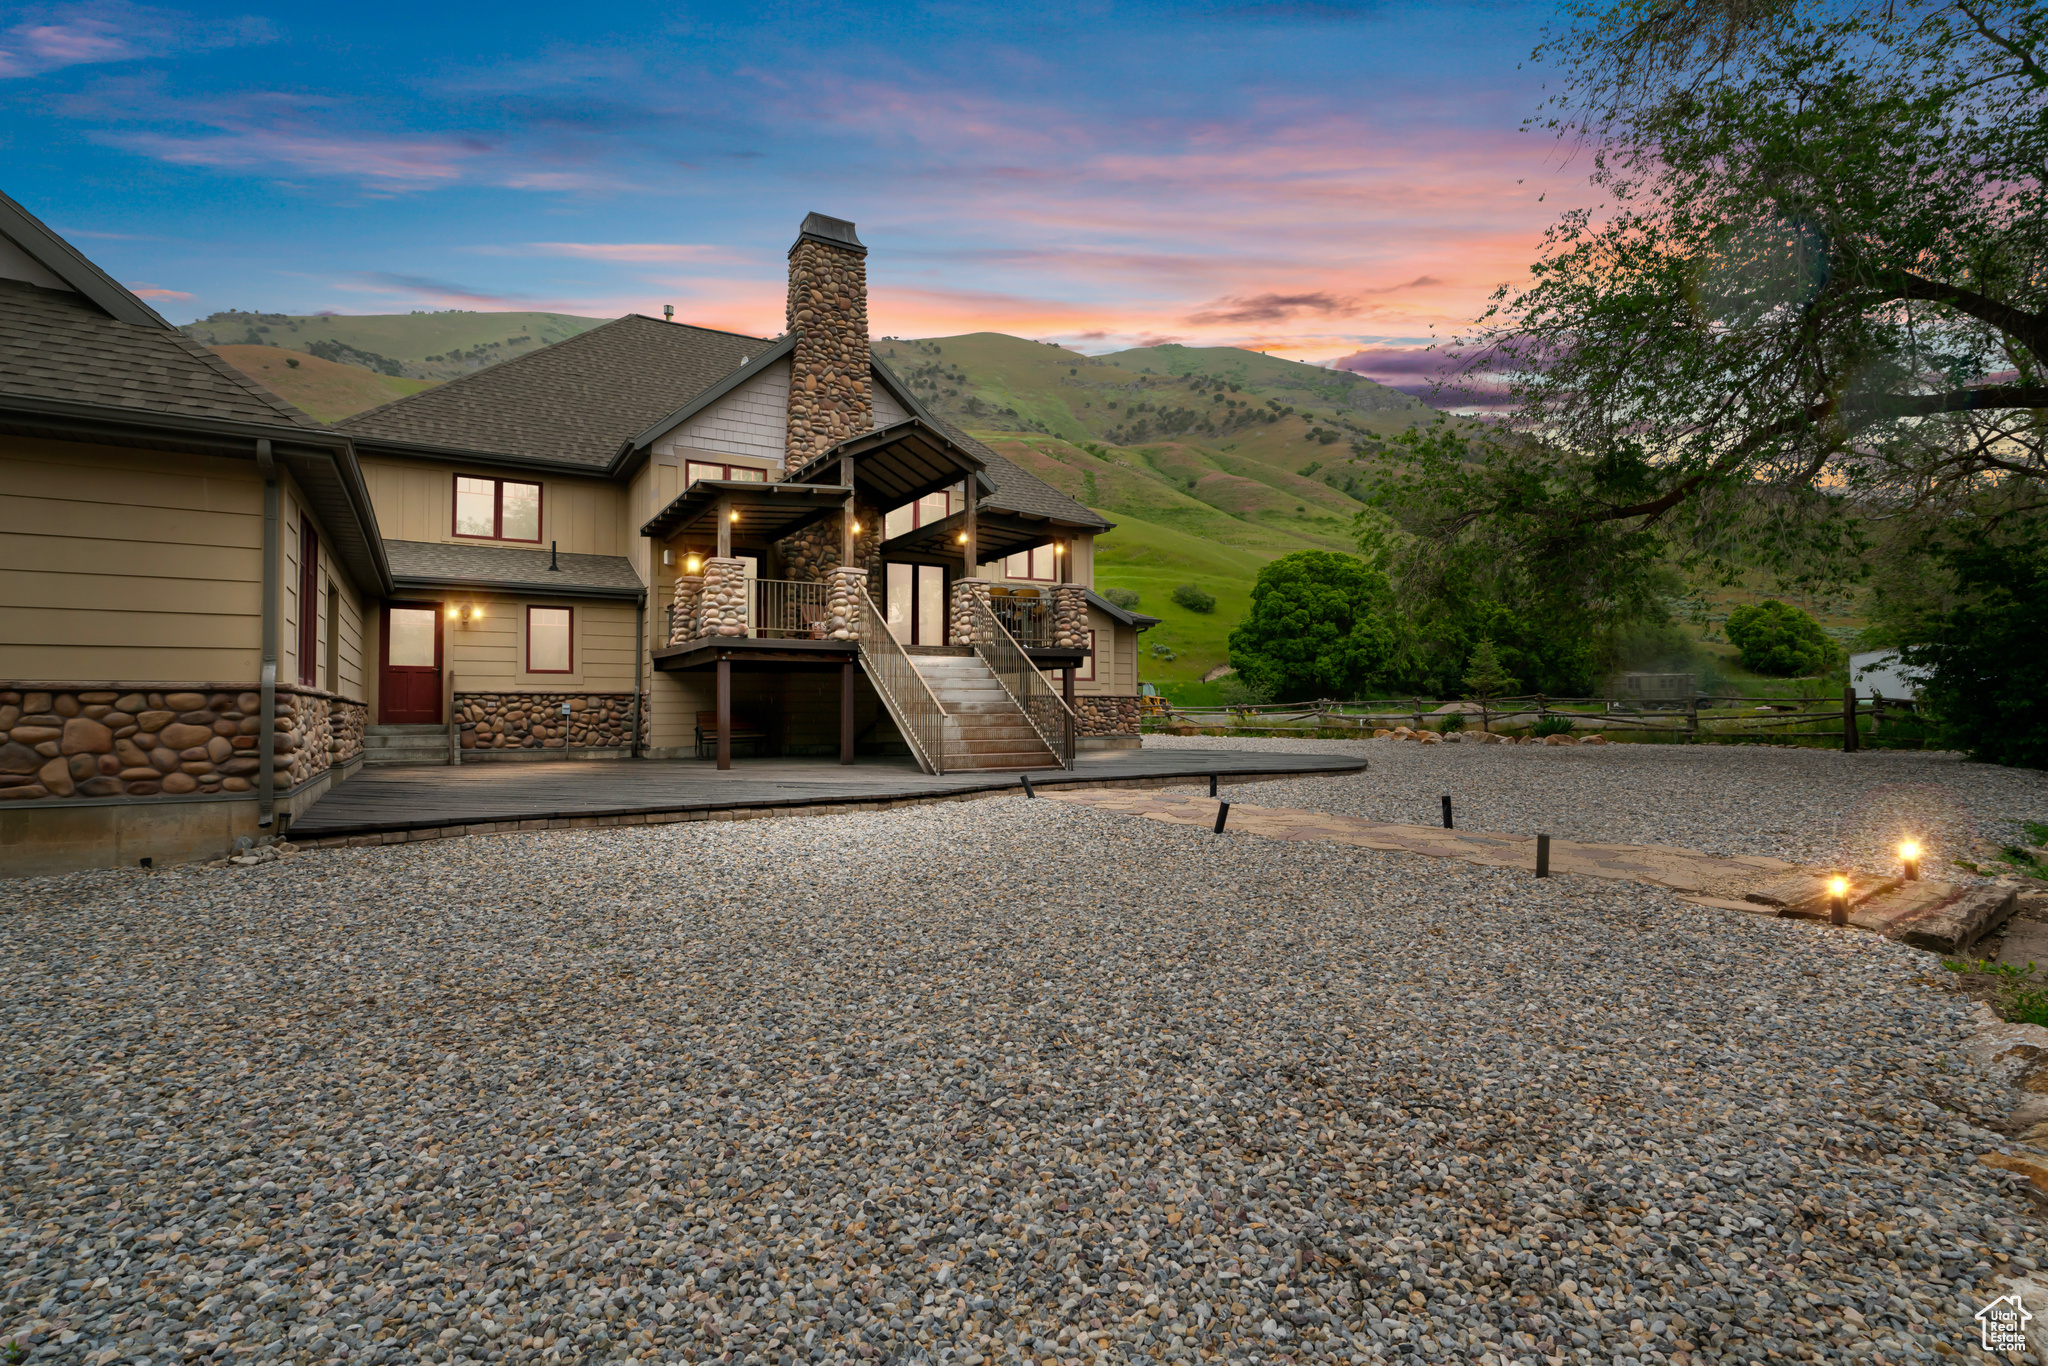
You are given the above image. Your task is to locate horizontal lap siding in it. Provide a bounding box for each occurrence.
[1078,607,1136,694]
[0,438,263,679]
[440,595,640,691]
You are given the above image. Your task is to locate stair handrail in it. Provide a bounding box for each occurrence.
[853,582,949,775]
[964,590,1077,769]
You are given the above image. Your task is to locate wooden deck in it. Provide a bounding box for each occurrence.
[287,749,1368,844]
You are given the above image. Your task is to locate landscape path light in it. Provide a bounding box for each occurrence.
[1901,840,1920,882]
[1830,876,1849,926]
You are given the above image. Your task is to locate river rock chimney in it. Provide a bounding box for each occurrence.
[784,212,872,467]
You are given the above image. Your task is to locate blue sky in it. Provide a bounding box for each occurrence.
[0,0,1583,371]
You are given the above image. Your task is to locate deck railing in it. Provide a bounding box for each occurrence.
[988,591,1053,647]
[668,577,832,643]
[966,592,1076,768]
[854,582,948,774]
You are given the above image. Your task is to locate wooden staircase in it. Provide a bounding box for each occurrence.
[909,653,1061,772]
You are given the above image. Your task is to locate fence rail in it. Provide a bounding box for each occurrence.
[1147,690,1921,749]
[968,593,1076,767]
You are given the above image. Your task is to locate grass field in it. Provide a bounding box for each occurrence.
[184,310,608,384]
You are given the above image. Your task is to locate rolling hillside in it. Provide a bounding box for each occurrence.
[210,345,441,423]
[183,310,608,382]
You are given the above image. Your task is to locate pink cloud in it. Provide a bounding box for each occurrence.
[125,282,192,300]
[510,242,746,264]
[0,4,271,79]
[0,17,130,76]
[113,127,477,184]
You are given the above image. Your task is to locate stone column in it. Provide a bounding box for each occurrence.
[784,213,873,468]
[1052,584,1088,648]
[699,558,751,638]
[670,573,704,644]
[949,578,993,647]
[827,567,867,642]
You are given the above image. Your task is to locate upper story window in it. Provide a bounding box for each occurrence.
[685,461,769,488]
[883,490,952,541]
[1004,545,1058,581]
[454,475,542,541]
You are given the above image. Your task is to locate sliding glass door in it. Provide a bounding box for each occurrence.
[884,564,947,645]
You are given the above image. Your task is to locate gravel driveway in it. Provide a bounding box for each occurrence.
[2,777,2042,1366]
[1145,735,2048,879]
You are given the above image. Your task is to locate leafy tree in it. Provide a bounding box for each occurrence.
[1895,534,2048,767]
[1408,0,2048,590]
[1462,637,1520,702]
[1357,434,1657,696]
[1227,551,1398,700]
[1171,583,1217,613]
[1724,599,1840,676]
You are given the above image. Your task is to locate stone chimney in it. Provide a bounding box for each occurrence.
[784,212,872,467]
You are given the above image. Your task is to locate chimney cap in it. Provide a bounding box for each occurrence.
[791,211,866,257]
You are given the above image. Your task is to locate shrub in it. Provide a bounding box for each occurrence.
[1172,583,1217,613]
[1896,535,2048,769]
[1531,714,1577,738]
[1436,711,1467,733]
[1724,600,1840,676]
[1102,587,1141,610]
[1218,676,1276,707]
[1228,550,1398,700]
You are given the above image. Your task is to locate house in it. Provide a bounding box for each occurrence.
[1,199,1156,873]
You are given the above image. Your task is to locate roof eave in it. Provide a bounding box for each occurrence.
[391,574,645,601]
[0,190,173,330]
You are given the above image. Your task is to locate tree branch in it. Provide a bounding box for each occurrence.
[1865,267,2048,363]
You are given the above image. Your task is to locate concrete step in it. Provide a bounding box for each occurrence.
[366,723,449,736]
[942,752,1061,770]
[362,724,451,767]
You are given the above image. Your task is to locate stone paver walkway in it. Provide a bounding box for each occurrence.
[1045,787,1802,896]
[1043,788,2015,953]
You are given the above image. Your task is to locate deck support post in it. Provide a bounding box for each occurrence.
[841,455,857,570]
[716,495,733,560]
[962,478,978,579]
[716,657,732,770]
[840,660,856,765]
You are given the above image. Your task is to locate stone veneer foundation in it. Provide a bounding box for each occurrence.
[0,684,365,802]
[1076,694,1141,739]
[455,692,646,752]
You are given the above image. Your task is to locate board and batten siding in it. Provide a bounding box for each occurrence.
[1077,607,1137,695]
[357,457,627,557]
[655,358,791,468]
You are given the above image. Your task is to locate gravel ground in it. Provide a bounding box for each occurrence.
[3,792,2044,1366]
[1142,735,2048,880]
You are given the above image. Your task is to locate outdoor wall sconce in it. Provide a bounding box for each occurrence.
[685,554,702,574]
[1900,840,1920,881]
[957,532,968,544]
[1829,876,1849,926]
[851,521,861,534]
[446,604,481,625]
[730,509,740,522]
[1054,543,1065,556]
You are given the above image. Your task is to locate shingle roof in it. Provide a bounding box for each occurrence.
[339,315,766,469]
[385,540,645,598]
[0,278,318,428]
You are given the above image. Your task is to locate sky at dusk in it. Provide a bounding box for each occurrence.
[0,0,1586,383]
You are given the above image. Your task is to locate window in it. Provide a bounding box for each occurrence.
[1004,545,1057,581]
[325,583,340,692]
[454,475,543,541]
[297,520,320,684]
[527,606,573,673]
[883,490,952,540]
[1076,628,1097,682]
[684,461,769,487]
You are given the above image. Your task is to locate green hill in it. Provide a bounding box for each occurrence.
[181,310,609,382]
[211,345,441,423]
[180,310,1437,685]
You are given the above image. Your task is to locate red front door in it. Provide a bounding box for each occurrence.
[379,602,443,724]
